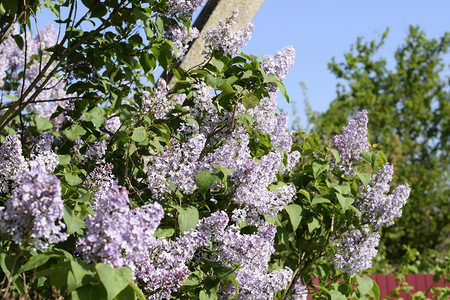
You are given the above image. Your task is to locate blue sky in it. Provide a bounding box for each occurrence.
[35,1,450,128]
[241,0,450,127]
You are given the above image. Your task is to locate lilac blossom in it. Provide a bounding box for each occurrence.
[203,10,254,56]
[83,140,107,162]
[147,134,206,199]
[142,79,186,119]
[197,212,293,299]
[330,110,369,175]
[164,25,199,59]
[290,279,308,300]
[0,135,27,193]
[0,162,67,250]
[333,227,380,276]
[261,46,296,82]
[31,132,59,173]
[79,172,206,298]
[358,164,411,229]
[105,116,121,133]
[166,0,205,20]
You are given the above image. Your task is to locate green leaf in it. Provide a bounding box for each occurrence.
[356,275,374,296]
[356,171,372,187]
[59,154,71,166]
[20,253,62,273]
[63,205,85,234]
[65,173,82,186]
[116,285,136,300]
[368,279,380,299]
[330,290,347,300]
[63,124,86,141]
[128,281,145,300]
[36,117,54,131]
[12,34,24,50]
[139,53,155,74]
[312,161,329,178]
[67,260,94,293]
[195,170,221,198]
[307,217,320,233]
[311,197,331,205]
[131,126,147,143]
[336,194,354,212]
[72,282,107,300]
[285,204,302,231]
[200,290,218,300]
[242,92,260,109]
[154,228,175,237]
[333,184,351,195]
[85,107,105,127]
[177,206,199,234]
[211,57,225,72]
[96,263,133,300]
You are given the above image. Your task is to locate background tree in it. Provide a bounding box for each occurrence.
[307,26,450,271]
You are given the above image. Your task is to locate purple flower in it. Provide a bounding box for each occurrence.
[262,46,296,82]
[333,227,380,276]
[358,164,411,229]
[203,9,254,56]
[330,110,369,175]
[0,162,67,250]
[164,25,199,59]
[166,0,205,20]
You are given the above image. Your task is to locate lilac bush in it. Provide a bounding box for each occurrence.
[0,1,412,299]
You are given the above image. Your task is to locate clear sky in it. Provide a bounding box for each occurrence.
[240,0,450,127]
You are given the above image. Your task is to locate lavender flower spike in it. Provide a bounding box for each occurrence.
[203,9,255,56]
[359,163,411,229]
[330,109,369,175]
[0,162,67,250]
[333,227,380,276]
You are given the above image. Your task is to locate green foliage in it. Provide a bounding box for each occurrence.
[308,26,450,271]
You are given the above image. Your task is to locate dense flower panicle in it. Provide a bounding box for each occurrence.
[233,152,295,217]
[203,10,254,56]
[83,140,107,162]
[0,162,67,250]
[105,116,121,133]
[290,279,308,300]
[359,164,411,229]
[261,46,296,82]
[191,81,216,117]
[142,79,186,119]
[198,212,292,299]
[31,132,59,173]
[0,135,27,193]
[166,0,205,20]
[77,181,164,270]
[164,25,199,59]
[148,134,206,198]
[330,110,369,175]
[333,227,380,276]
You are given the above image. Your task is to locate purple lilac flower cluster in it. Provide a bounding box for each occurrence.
[333,227,380,276]
[166,0,205,20]
[141,79,186,119]
[359,163,411,230]
[164,25,199,59]
[197,212,293,299]
[0,162,67,250]
[261,46,296,82]
[203,10,255,56]
[80,165,208,298]
[290,279,308,300]
[0,135,27,193]
[330,110,369,175]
